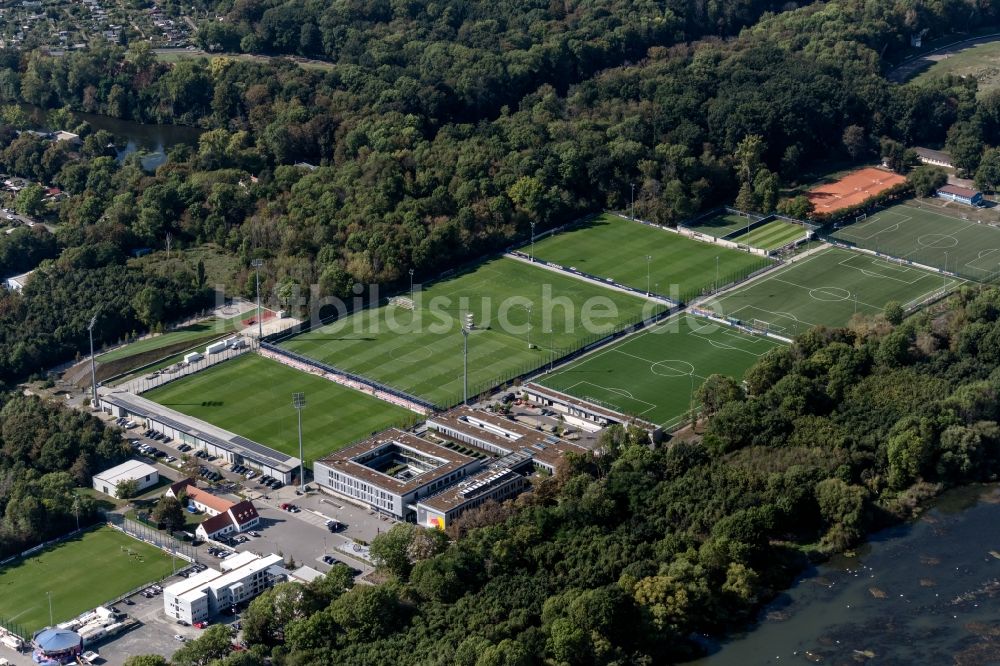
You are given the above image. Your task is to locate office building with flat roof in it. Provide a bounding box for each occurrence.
[313,429,482,519]
[163,553,284,624]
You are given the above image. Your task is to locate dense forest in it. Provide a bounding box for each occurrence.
[0,393,128,558]
[0,1,996,388]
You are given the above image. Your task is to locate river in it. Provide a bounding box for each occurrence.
[692,484,1000,665]
[21,104,203,170]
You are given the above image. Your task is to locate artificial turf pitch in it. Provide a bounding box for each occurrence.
[530,213,770,301]
[280,256,656,408]
[706,245,964,337]
[730,219,805,251]
[537,313,785,428]
[828,201,1000,281]
[144,354,414,462]
[0,526,174,633]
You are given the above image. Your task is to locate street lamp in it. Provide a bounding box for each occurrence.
[715,256,720,291]
[530,221,536,262]
[47,591,53,627]
[944,250,949,291]
[408,268,415,302]
[630,183,635,220]
[525,305,532,349]
[252,258,264,341]
[292,393,306,492]
[87,314,98,409]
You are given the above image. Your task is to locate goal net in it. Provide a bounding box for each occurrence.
[390,296,414,310]
[751,319,770,333]
[855,213,867,223]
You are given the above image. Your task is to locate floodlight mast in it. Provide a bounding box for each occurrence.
[293,392,306,491]
[87,314,98,408]
[252,258,264,342]
[462,313,474,405]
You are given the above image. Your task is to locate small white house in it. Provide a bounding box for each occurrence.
[92,460,159,497]
[4,270,34,292]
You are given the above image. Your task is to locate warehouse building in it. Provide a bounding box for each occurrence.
[92,460,159,497]
[99,391,300,483]
[163,552,283,625]
[313,429,482,520]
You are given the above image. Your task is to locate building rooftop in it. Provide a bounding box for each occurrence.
[521,382,659,432]
[315,428,476,493]
[185,485,235,515]
[198,512,234,537]
[939,183,981,198]
[427,406,587,471]
[93,459,158,486]
[915,146,953,164]
[419,467,526,513]
[208,553,283,593]
[100,391,300,472]
[228,500,259,527]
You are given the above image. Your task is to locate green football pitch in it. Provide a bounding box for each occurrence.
[829,200,1000,281]
[682,211,761,237]
[530,213,771,301]
[537,313,785,428]
[730,219,806,251]
[144,354,414,462]
[706,245,964,337]
[0,527,174,633]
[280,257,657,408]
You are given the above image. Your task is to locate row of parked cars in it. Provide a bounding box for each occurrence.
[176,563,208,579]
[127,438,177,463]
[199,466,223,482]
[114,416,138,429]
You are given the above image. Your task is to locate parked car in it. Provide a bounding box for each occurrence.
[176,620,189,626]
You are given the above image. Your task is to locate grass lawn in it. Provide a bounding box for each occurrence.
[730,219,806,251]
[144,354,416,462]
[912,39,1000,96]
[537,313,785,429]
[99,319,236,362]
[531,213,771,302]
[280,256,656,407]
[828,200,1000,281]
[707,245,964,337]
[0,526,174,633]
[682,211,761,238]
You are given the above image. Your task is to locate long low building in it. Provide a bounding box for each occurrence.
[163,552,284,624]
[519,382,661,440]
[98,390,300,483]
[313,429,482,520]
[426,406,588,474]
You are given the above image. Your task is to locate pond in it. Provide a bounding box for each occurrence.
[21,104,203,170]
[691,484,1000,665]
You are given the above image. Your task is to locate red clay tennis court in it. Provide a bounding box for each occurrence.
[806,167,907,214]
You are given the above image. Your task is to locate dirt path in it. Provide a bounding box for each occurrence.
[888,32,1000,83]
